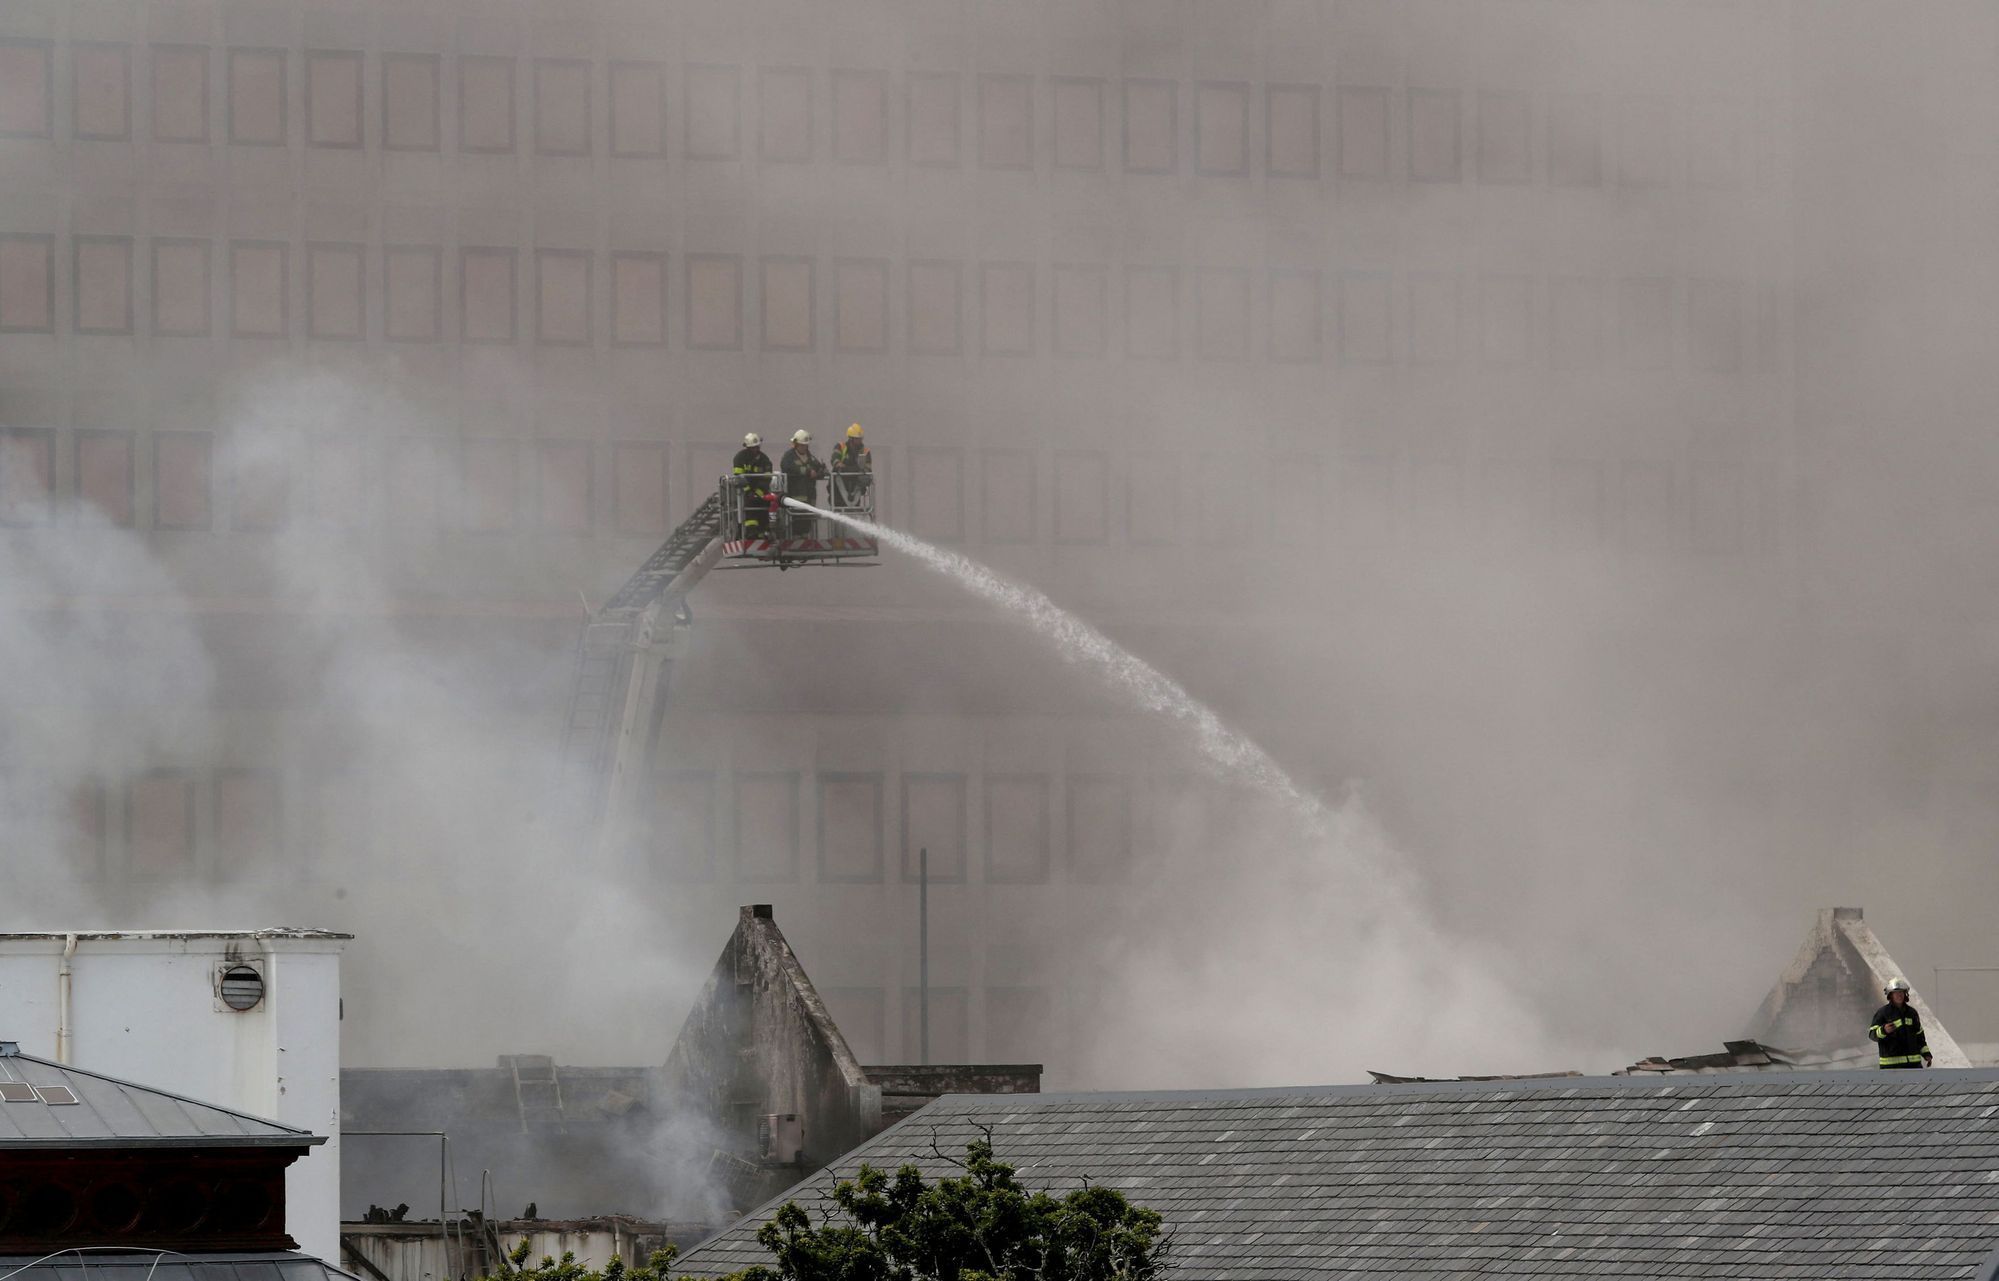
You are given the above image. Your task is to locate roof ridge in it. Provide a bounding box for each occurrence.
[5,1049,316,1139]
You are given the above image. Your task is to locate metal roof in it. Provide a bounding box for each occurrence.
[0,1250,357,1281]
[677,1068,1999,1280]
[0,929,352,942]
[0,1048,321,1149]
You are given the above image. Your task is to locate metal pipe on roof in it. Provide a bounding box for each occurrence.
[55,934,76,1065]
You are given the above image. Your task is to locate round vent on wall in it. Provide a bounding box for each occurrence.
[217,964,264,1012]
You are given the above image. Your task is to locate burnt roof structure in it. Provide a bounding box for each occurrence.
[1748,906,1969,1067]
[676,1069,1999,1280]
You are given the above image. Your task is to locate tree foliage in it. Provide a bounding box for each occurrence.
[730,1133,1169,1281]
[493,1239,681,1281]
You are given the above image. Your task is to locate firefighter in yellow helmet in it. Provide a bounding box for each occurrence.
[829,423,873,508]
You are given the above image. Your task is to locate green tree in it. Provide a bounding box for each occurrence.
[491,1239,681,1281]
[731,1133,1169,1281]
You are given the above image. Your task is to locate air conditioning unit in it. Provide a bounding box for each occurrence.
[759,1112,803,1166]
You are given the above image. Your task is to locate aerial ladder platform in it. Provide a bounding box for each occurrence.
[561,471,876,857]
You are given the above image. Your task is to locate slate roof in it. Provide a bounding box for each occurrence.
[0,1048,320,1149]
[0,1252,355,1281]
[674,1068,1999,1280]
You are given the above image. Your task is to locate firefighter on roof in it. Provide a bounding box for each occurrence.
[732,432,773,535]
[1869,978,1932,1069]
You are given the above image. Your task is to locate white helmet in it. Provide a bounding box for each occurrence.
[1886,977,1911,995]
[791,429,812,445]
[743,432,761,448]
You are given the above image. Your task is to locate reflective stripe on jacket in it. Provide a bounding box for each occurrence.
[1869,1002,1929,1067]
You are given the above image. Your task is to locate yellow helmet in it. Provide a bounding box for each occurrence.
[846,423,864,439]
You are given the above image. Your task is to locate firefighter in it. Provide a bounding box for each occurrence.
[731,432,774,536]
[829,423,872,508]
[1869,978,1932,1069]
[780,429,828,535]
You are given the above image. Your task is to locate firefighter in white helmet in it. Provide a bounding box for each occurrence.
[780,428,828,535]
[731,432,774,536]
[1869,978,1931,1069]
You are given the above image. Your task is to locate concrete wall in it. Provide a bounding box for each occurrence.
[342,1218,681,1281]
[0,929,347,1262]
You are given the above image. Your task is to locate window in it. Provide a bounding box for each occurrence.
[986,774,1050,883]
[75,236,133,335]
[1266,84,1319,179]
[1067,775,1130,883]
[834,258,888,352]
[902,772,966,881]
[686,254,742,350]
[1478,90,1530,183]
[832,70,887,163]
[305,51,362,148]
[908,71,959,166]
[978,74,1031,169]
[1051,77,1102,170]
[308,434,367,525]
[459,439,517,532]
[1618,95,1672,188]
[1124,267,1177,359]
[1269,269,1321,363]
[1550,276,1600,370]
[1687,98,1744,190]
[382,53,439,151]
[385,245,441,341]
[0,235,54,333]
[1547,94,1601,187]
[1481,273,1533,366]
[227,49,285,145]
[1196,268,1250,361]
[1126,452,1176,545]
[736,771,799,882]
[610,252,666,346]
[1338,86,1389,179]
[1339,271,1391,365]
[980,262,1032,356]
[461,247,516,343]
[151,45,209,143]
[76,431,134,526]
[818,772,883,883]
[73,43,131,141]
[1409,89,1460,181]
[0,40,52,138]
[907,260,961,355]
[985,987,1051,1061]
[152,234,211,335]
[760,256,814,351]
[230,241,287,338]
[535,249,591,345]
[759,66,812,162]
[458,55,515,153]
[1687,278,1741,373]
[230,438,292,531]
[1620,461,1674,550]
[1616,277,1671,370]
[1052,449,1108,544]
[0,429,54,527]
[1051,264,1106,358]
[537,441,591,534]
[127,771,195,876]
[981,449,1035,543]
[612,441,667,534]
[651,770,713,881]
[1691,464,1741,554]
[535,59,590,155]
[306,243,363,340]
[1195,82,1247,176]
[609,61,664,157]
[1122,79,1175,173]
[1408,272,1459,365]
[213,770,281,877]
[386,437,444,528]
[684,64,739,159]
[900,986,968,1062]
[907,446,963,542]
[154,431,212,530]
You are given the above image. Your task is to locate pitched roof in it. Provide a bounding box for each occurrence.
[675,1069,1999,1280]
[0,1252,356,1281]
[1748,907,1969,1067]
[0,1048,321,1149]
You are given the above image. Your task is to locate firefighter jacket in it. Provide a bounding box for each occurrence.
[1869,1001,1930,1067]
[781,447,827,505]
[831,441,872,473]
[732,447,773,484]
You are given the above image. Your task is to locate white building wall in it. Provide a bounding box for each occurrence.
[0,929,348,1262]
